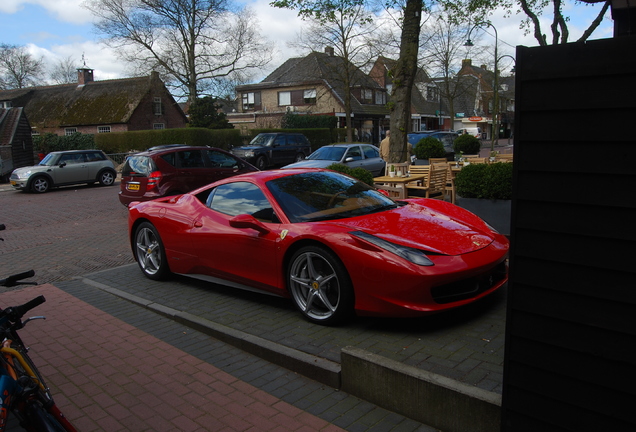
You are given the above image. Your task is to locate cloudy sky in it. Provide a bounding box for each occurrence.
[0,0,614,84]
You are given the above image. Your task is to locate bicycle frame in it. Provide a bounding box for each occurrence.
[0,308,77,432]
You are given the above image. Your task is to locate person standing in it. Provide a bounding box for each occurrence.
[380,130,391,161]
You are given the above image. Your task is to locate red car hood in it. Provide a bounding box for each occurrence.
[331,201,496,256]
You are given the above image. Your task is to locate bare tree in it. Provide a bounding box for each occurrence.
[290,3,380,142]
[83,0,274,103]
[0,44,45,89]
[420,16,478,122]
[50,56,79,85]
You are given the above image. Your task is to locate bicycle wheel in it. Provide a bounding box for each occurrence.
[23,401,68,432]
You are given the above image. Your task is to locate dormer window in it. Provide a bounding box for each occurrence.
[1,101,12,108]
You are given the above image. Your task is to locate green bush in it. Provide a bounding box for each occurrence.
[455,162,513,200]
[326,163,374,186]
[33,133,95,154]
[453,134,481,155]
[94,128,243,153]
[414,137,446,159]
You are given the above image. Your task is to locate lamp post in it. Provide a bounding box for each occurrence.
[465,23,499,152]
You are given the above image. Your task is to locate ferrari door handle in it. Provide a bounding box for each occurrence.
[194,220,203,228]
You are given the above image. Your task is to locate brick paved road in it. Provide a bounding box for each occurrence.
[0,182,134,283]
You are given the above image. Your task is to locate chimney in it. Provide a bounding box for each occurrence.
[325,46,335,56]
[77,68,94,85]
[462,59,472,68]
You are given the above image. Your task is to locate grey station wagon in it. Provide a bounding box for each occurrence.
[10,150,117,193]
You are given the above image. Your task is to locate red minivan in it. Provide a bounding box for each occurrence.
[119,145,257,206]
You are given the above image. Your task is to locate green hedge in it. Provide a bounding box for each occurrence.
[92,128,243,153]
[455,162,513,200]
[33,133,95,154]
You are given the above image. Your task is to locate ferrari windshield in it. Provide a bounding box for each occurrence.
[266,171,396,223]
[307,146,346,161]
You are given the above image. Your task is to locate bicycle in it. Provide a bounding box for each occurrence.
[0,225,78,431]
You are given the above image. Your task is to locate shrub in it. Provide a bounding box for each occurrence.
[33,133,95,154]
[414,137,446,159]
[455,162,513,200]
[326,163,374,186]
[453,134,481,155]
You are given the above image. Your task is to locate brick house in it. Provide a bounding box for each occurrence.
[229,47,390,144]
[453,59,515,139]
[0,68,187,137]
[369,56,452,133]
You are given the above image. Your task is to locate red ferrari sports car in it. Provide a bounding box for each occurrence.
[128,169,509,325]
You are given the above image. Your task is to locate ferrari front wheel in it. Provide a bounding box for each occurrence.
[288,246,354,325]
[134,222,170,280]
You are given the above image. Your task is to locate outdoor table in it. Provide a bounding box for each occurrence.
[373,174,427,199]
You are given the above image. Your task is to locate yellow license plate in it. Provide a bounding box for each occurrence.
[127,184,140,191]
[10,181,16,186]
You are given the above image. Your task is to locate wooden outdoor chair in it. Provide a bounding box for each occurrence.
[428,158,448,165]
[407,163,447,200]
[495,153,514,163]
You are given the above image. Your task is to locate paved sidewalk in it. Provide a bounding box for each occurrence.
[1,284,438,432]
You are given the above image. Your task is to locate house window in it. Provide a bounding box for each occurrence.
[0,101,12,108]
[361,89,373,103]
[278,91,291,106]
[98,126,111,133]
[65,128,77,136]
[426,86,438,102]
[375,91,386,105]
[242,92,261,110]
[303,89,316,104]
[153,123,165,130]
[153,97,162,115]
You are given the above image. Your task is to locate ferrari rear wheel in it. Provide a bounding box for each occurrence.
[134,222,170,280]
[288,246,354,325]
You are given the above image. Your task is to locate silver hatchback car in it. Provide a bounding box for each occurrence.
[10,150,117,193]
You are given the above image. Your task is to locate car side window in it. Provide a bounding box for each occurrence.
[273,135,286,147]
[208,182,277,223]
[85,152,105,162]
[59,153,84,165]
[160,152,176,167]
[345,147,362,161]
[178,150,205,168]
[362,145,379,159]
[206,150,239,168]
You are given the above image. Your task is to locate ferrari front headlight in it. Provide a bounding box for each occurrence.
[351,231,434,266]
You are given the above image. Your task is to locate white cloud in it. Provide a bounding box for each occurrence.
[3,0,94,24]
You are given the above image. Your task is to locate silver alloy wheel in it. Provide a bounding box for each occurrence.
[32,177,49,193]
[100,171,115,185]
[136,226,162,275]
[289,251,341,321]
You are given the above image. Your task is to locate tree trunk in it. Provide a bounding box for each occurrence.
[388,0,422,163]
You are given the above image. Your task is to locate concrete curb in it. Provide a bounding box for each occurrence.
[79,276,501,432]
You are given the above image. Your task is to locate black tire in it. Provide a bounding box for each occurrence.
[294,153,305,162]
[31,176,50,193]
[255,156,267,170]
[98,169,116,186]
[133,222,170,280]
[287,245,354,325]
[24,401,68,432]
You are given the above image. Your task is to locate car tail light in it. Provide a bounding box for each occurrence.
[147,171,162,191]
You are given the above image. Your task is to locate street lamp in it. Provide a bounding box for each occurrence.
[465,23,499,152]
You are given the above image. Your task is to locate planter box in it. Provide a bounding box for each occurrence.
[456,196,511,236]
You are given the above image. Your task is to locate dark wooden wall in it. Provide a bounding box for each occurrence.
[501,37,636,431]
